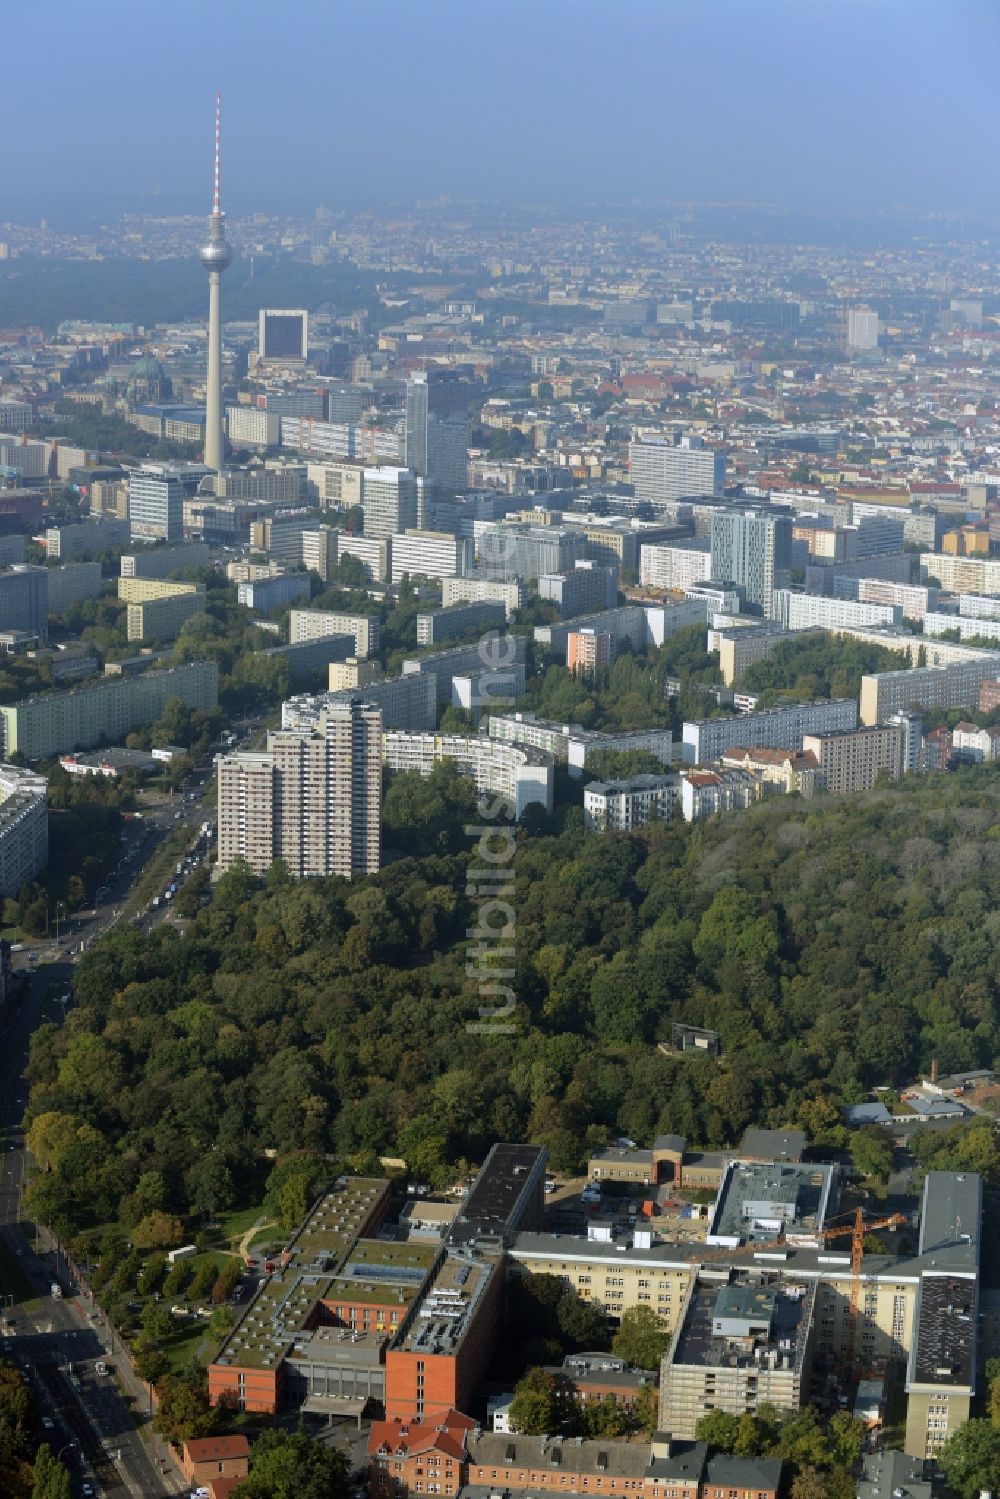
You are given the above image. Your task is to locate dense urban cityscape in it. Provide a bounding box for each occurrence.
[0,6,998,1499]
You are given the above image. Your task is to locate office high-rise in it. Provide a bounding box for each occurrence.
[405,371,470,495]
[629,438,726,505]
[217,697,381,879]
[710,509,793,616]
[258,309,308,362]
[0,565,48,641]
[362,465,421,539]
[847,307,880,351]
[128,463,202,541]
[199,94,233,472]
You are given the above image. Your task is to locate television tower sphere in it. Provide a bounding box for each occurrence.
[200,233,232,271]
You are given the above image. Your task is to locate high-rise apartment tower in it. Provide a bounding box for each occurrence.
[217,697,381,879]
[710,509,792,616]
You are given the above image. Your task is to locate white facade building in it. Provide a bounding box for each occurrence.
[584,774,681,831]
[217,699,381,879]
[923,612,1000,644]
[682,699,858,763]
[679,768,757,821]
[951,722,1000,763]
[288,609,380,657]
[488,711,676,777]
[0,764,47,898]
[854,579,940,619]
[847,307,880,350]
[226,406,280,448]
[441,575,524,620]
[639,541,713,591]
[382,730,553,818]
[770,591,901,631]
[391,530,473,583]
[630,440,726,504]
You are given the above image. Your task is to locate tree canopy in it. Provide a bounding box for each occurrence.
[23,764,1000,1264]
[938,1419,1000,1499]
[232,1430,348,1499]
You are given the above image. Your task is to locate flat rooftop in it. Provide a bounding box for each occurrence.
[284,1177,388,1272]
[918,1170,981,1267]
[398,1251,498,1356]
[342,1238,438,1276]
[285,1326,388,1369]
[589,1146,654,1167]
[319,1239,439,1308]
[738,1127,806,1161]
[713,1284,777,1325]
[709,1160,836,1244]
[672,1278,812,1371]
[909,1273,976,1390]
[856,1449,931,1499]
[212,1176,388,1370]
[447,1142,544,1246]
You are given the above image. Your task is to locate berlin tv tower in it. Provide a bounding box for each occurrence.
[199,92,232,472]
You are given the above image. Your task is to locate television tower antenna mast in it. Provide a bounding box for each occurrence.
[199,91,232,472]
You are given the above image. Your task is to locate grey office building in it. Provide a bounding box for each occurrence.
[0,566,48,641]
[403,634,527,706]
[362,466,422,539]
[128,466,197,541]
[630,440,726,505]
[538,563,618,618]
[405,371,471,495]
[682,698,858,764]
[477,524,587,581]
[416,599,507,646]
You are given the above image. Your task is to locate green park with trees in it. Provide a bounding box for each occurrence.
[22,759,1000,1267]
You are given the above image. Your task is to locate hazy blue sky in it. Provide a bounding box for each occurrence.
[7,0,999,223]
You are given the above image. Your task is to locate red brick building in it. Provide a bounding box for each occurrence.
[179,1435,250,1488]
[543,1353,656,1415]
[208,1176,391,1414]
[383,1254,504,1422]
[368,1429,783,1499]
[209,1146,548,1423]
[369,1409,473,1498]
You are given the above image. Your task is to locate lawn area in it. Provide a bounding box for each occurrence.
[0,1239,41,1307]
[215,1205,266,1244]
[161,1316,212,1373]
[247,1226,280,1252]
[184,1250,233,1279]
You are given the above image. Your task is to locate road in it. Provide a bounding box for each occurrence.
[0,964,174,1496]
[21,706,270,968]
[0,722,273,1497]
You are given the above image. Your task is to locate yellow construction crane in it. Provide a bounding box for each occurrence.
[696,1206,907,1376]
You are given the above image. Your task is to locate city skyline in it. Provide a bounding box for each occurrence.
[3,0,999,224]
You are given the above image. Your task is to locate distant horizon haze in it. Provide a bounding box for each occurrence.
[4,0,998,225]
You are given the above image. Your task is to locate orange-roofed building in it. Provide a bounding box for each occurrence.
[180,1434,250,1488]
[205,1479,243,1499]
[368,1409,474,1498]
